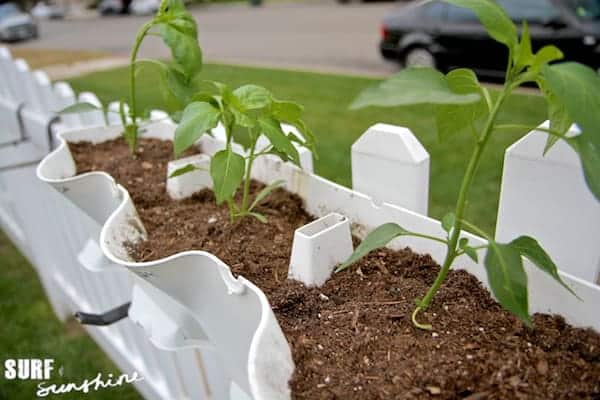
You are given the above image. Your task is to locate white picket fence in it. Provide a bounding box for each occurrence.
[0,46,599,400]
[0,47,230,400]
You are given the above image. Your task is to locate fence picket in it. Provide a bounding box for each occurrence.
[53,82,84,130]
[32,71,57,115]
[351,123,430,215]
[14,59,45,112]
[0,47,20,102]
[496,122,600,284]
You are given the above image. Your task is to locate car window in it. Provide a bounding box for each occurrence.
[0,4,20,18]
[446,4,478,22]
[423,2,446,20]
[499,0,562,23]
[565,0,600,20]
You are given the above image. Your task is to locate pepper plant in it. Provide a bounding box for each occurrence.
[59,0,202,156]
[171,81,316,223]
[337,0,600,330]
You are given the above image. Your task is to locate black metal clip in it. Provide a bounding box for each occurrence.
[46,115,60,151]
[74,302,131,326]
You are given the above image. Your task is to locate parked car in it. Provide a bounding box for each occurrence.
[31,1,66,19]
[380,0,600,76]
[130,0,160,16]
[338,0,398,3]
[0,3,38,42]
[98,0,125,15]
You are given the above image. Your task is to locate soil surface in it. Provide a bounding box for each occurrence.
[70,137,600,400]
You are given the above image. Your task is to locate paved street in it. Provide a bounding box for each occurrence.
[13,1,408,76]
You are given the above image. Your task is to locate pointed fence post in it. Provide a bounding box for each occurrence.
[495,122,600,285]
[351,123,430,215]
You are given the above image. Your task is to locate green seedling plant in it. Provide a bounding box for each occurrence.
[337,0,600,330]
[59,0,202,156]
[170,81,316,223]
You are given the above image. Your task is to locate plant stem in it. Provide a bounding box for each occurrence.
[128,21,155,143]
[228,201,235,223]
[412,87,512,329]
[241,140,257,213]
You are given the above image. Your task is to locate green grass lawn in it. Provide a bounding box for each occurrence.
[68,64,548,233]
[0,231,141,399]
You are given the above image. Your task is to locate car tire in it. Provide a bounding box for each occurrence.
[404,47,436,69]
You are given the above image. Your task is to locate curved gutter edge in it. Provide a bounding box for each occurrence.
[36,123,295,400]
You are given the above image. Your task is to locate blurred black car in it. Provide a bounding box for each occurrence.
[380,0,600,76]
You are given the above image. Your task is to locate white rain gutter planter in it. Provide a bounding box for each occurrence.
[37,122,600,400]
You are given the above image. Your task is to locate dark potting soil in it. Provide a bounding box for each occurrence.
[70,137,600,400]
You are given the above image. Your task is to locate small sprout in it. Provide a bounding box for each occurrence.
[57,0,203,157]
[339,0,595,330]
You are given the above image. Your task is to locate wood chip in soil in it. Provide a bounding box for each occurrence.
[70,137,600,399]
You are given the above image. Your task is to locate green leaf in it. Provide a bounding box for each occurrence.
[532,45,564,71]
[271,100,303,121]
[135,59,197,104]
[258,117,301,166]
[229,105,257,128]
[537,77,572,154]
[509,236,578,298]
[541,62,600,200]
[57,102,102,115]
[160,0,196,33]
[441,212,455,234]
[288,119,317,154]
[173,102,220,157]
[221,86,260,128]
[441,0,518,50]
[164,65,197,104]
[233,84,273,110]
[484,240,531,326]
[168,163,203,178]
[210,149,245,205]
[446,68,483,94]
[351,68,481,110]
[458,238,479,262]
[170,110,183,123]
[336,223,410,272]
[434,68,488,140]
[464,246,479,263]
[514,21,533,71]
[159,22,202,78]
[249,179,285,211]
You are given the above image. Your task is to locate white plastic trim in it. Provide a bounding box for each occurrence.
[352,123,429,214]
[77,238,116,272]
[37,123,295,400]
[288,212,353,287]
